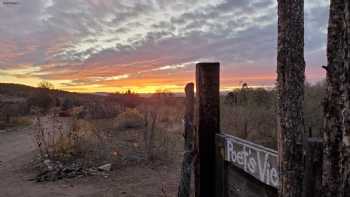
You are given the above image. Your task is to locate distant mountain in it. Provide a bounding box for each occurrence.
[0,83,106,102]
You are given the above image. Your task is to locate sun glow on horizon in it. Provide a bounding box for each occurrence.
[0,66,300,94]
[0,79,279,94]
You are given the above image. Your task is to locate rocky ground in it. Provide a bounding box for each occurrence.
[0,124,181,197]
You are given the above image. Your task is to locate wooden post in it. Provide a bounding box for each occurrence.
[178,83,195,197]
[277,1,305,197]
[195,62,220,197]
[215,134,226,197]
[302,138,323,197]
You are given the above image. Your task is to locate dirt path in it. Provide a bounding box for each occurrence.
[0,125,180,197]
[0,127,35,163]
[0,127,102,197]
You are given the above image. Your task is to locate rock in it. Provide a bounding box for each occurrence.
[43,159,54,171]
[34,160,84,182]
[123,154,144,162]
[97,163,112,171]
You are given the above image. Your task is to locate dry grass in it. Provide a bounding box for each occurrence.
[114,108,144,130]
[33,113,110,166]
[138,103,183,162]
[0,116,33,130]
[151,127,182,162]
[29,94,185,181]
[13,116,33,127]
[221,101,277,149]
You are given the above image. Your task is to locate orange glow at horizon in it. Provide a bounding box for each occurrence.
[0,74,277,94]
[0,64,324,94]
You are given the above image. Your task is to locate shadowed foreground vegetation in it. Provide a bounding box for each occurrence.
[222,81,325,149]
[0,81,325,194]
[0,81,325,151]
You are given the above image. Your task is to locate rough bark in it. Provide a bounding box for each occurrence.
[341,0,350,195]
[178,83,195,197]
[277,1,305,197]
[322,1,346,197]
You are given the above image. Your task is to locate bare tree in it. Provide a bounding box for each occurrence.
[322,1,346,197]
[277,0,305,197]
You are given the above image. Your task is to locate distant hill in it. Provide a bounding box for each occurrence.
[0,83,112,112]
[0,83,41,98]
[0,83,187,120]
[0,83,126,119]
[0,83,106,101]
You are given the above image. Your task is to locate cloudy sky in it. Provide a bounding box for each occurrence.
[0,0,329,93]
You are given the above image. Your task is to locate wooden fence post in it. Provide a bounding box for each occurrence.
[215,134,226,197]
[302,138,323,197]
[195,62,220,197]
[178,83,195,197]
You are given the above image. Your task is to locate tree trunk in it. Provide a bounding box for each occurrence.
[178,83,195,197]
[277,1,305,197]
[341,0,350,195]
[322,1,346,197]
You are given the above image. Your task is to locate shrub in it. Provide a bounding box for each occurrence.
[107,90,143,108]
[222,81,326,148]
[304,82,325,137]
[115,108,144,129]
[84,102,122,119]
[38,81,54,89]
[0,116,32,130]
[28,91,54,112]
[33,114,109,166]
[138,104,181,162]
[0,101,30,128]
[61,98,75,111]
[12,116,33,127]
[151,128,179,162]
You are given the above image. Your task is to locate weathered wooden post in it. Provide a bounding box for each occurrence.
[277,0,305,197]
[302,138,323,197]
[178,83,195,197]
[195,62,220,197]
[215,135,225,197]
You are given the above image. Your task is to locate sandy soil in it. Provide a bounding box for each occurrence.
[0,125,181,197]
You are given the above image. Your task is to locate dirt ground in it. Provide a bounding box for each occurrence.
[0,124,182,197]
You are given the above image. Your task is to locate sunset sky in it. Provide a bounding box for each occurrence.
[0,0,329,93]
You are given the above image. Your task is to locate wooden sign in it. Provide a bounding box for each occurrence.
[220,134,279,189]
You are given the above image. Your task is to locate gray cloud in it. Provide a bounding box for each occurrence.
[0,0,329,86]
